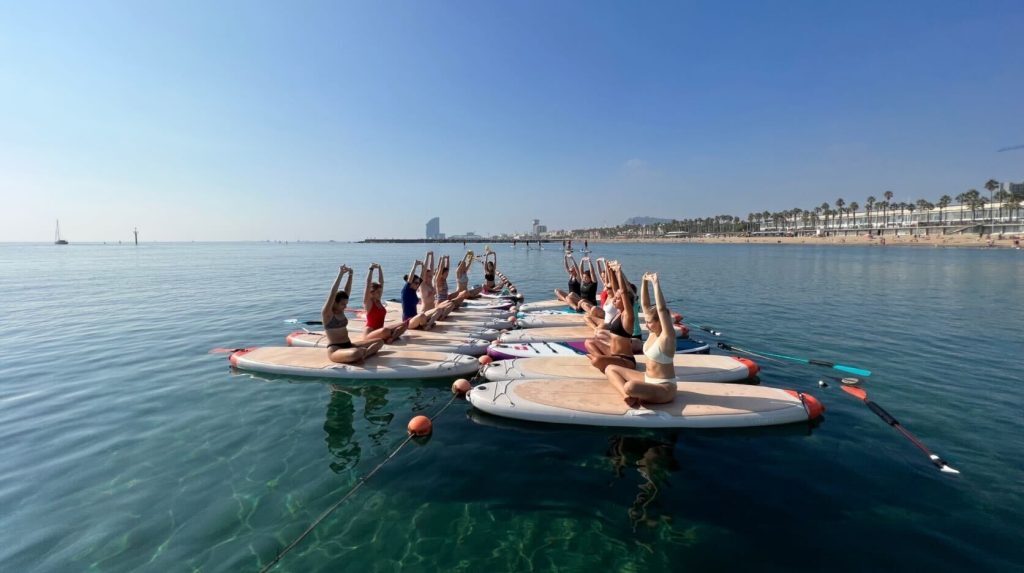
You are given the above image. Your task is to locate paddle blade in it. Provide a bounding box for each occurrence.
[283,319,299,324]
[841,386,868,400]
[835,364,872,377]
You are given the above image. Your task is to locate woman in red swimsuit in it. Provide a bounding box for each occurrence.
[361,263,407,343]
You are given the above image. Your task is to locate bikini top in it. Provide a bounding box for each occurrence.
[607,315,633,339]
[643,337,673,365]
[325,313,348,330]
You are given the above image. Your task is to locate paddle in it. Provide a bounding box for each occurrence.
[841,386,959,474]
[714,342,785,364]
[684,322,722,336]
[716,342,871,377]
[285,319,323,326]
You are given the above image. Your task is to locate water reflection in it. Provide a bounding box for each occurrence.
[324,384,395,474]
[606,435,681,529]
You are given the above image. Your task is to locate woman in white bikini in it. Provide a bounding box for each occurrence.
[605,273,677,408]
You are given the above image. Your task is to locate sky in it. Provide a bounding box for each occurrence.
[1,0,1022,242]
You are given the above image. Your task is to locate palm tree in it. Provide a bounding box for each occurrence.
[883,191,894,232]
[866,196,876,229]
[985,179,1000,231]
[835,198,846,231]
[848,201,859,230]
[938,195,951,225]
[964,189,981,221]
[994,189,1010,221]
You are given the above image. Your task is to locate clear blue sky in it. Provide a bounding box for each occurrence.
[2,0,1022,241]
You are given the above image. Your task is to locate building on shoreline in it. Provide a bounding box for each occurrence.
[425,217,444,240]
[756,201,1022,237]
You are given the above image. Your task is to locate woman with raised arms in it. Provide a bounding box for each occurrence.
[322,265,384,363]
[585,261,641,372]
[361,263,407,343]
[605,273,677,408]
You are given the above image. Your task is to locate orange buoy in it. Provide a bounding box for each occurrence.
[407,415,432,436]
[452,378,471,395]
[478,355,493,365]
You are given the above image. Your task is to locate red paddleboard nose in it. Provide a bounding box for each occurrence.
[733,357,759,379]
[786,390,825,420]
[228,348,253,367]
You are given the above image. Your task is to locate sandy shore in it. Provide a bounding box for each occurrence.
[584,233,1023,249]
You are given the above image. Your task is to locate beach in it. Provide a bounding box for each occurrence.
[586,232,1022,249]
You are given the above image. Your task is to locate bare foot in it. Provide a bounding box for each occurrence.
[625,397,642,409]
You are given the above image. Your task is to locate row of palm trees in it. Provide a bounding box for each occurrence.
[570,179,1022,237]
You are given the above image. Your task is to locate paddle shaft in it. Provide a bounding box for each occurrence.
[716,343,870,377]
[845,388,959,474]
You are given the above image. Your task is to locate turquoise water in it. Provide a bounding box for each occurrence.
[1,242,1022,572]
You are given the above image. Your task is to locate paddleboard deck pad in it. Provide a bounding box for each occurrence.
[467,379,823,428]
[230,347,481,380]
[481,355,758,383]
[487,339,711,360]
[287,331,490,356]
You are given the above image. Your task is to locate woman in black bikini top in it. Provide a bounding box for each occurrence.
[322,265,384,364]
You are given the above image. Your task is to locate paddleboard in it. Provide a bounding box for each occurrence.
[286,331,490,356]
[518,299,573,312]
[379,301,512,318]
[516,309,575,317]
[467,379,823,428]
[340,319,501,341]
[359,305,513,329]
[229,347,480,380]
[487,338,711,359]
[481,354,758,383]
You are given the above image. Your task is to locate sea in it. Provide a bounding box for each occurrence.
[1,242,1021,572]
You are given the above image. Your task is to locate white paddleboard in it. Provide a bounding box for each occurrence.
[481,355,759,383]
[467,379,823,428]
[518,299,572,312]
[286,331,491,356]
[230,347,480,380]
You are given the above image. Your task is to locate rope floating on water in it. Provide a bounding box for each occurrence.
[258,390,463,573]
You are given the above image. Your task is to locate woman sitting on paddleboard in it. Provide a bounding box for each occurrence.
[401,260,436,330]
[583,258,615,328]
[361,263,407,344]
[454,251,481,298]
[564,257,598,313]
[554,253,582,303]
[606,273,677,408]
[586,262,642,372]
[433,255,464,312]
[481,251,499,293]
[322,265,385,363]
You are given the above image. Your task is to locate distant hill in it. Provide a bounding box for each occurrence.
[623,216,674,226]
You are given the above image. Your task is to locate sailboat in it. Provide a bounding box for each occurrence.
[54,220,69,245]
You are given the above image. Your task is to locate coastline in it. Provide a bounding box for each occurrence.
[582,234,1023,249]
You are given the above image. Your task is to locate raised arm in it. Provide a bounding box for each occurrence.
[595,258,608,289]
[323,265,350,317]
[406,260,423,285]
[650,273,673,331]
[640,273,653,311]
[363,264,376,308]
[563,253,578,276]
[424,251,435,273]
[615,265,636,334]
[461,250,475,268]
[605,260,621,294]
[580,257,595,279]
